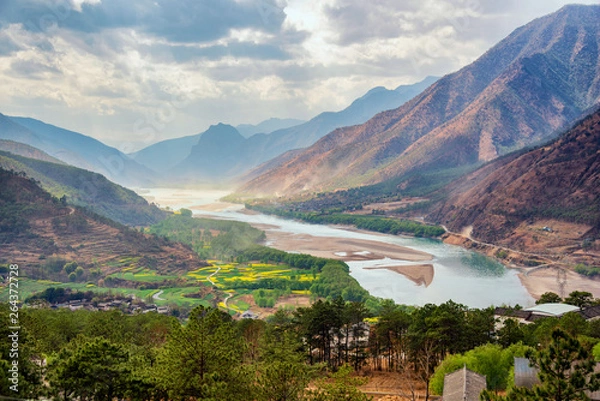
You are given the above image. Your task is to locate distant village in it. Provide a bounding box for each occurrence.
[40,297,172,315]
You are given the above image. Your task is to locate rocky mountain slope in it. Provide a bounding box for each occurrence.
[241,4,600,196]
[0,167,205,276]
[0,114,156,187]
[429,107,600,257]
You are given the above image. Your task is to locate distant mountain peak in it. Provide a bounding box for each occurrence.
[201,123,244,141]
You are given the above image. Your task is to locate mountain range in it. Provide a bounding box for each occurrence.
[128,117,307,172]
[240,4,600,196]
[132,76,438,181]
[0,75,438,186]
[429,105,600,252]
[236,118,306,138]
[0,114,156,187]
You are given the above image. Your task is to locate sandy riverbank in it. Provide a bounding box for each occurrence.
[517,266,600,300]
[263,230,433,262]
[258,226,436,286]
[364,264,434,287]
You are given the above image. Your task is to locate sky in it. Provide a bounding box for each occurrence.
[0,0,597,152]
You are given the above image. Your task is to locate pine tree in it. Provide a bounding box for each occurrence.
[155,306,251,400]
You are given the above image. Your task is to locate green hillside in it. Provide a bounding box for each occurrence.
[0,150,166,226]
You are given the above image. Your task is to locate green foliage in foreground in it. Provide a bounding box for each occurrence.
[482,329,600,401]
[155,306,248,400]
[305,365,372,401]
[246,203,445,237]
[430,343,530,394]
[5,293,600,399]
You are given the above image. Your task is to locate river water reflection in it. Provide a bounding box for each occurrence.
[136,188,534,308]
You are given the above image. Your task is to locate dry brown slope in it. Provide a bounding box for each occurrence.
[241,4,600,196]
[429,107,600,252]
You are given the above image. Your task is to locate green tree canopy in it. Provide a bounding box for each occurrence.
[483,328,600,401]
[155,306,251,400]
[537,292,562,305]
[47,337,131,401]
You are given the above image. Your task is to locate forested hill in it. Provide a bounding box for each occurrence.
[0,149,166,226]
[0,167,205,276]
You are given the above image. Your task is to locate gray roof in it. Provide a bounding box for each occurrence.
[443,366,486,401]
[579,305,600,320]
[523,303,580,317]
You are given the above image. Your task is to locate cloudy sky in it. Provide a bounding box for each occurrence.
[0,0,596,152]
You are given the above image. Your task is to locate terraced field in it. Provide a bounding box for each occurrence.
[0,260,317,313]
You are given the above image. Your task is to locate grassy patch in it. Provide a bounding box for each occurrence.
[108,267,179,283]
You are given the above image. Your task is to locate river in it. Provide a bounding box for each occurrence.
[136,187,534,308]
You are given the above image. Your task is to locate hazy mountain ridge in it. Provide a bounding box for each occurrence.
[236,117,306,138]
[0,149,166,226]
[0,114,156,187]
[429,106,600,248]
[133,76,437,183]
[129,133,202,173]
[171,123,247,179]
[241,4,600,196]
[0,139,65,164]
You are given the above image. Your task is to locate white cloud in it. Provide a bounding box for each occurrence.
[0,0,596,148]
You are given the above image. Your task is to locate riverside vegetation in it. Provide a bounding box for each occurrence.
[245,203,445,238]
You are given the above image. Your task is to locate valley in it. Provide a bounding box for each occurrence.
[141,187,534,308]
[1,2,600,400]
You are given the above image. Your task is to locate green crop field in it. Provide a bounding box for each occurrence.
[184,261,316,288]
[0,260,317,313]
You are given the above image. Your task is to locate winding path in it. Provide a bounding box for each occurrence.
[223,292,233,309]
[152,289,165,301]
[205,267,234,311]
[207,267,221,286]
